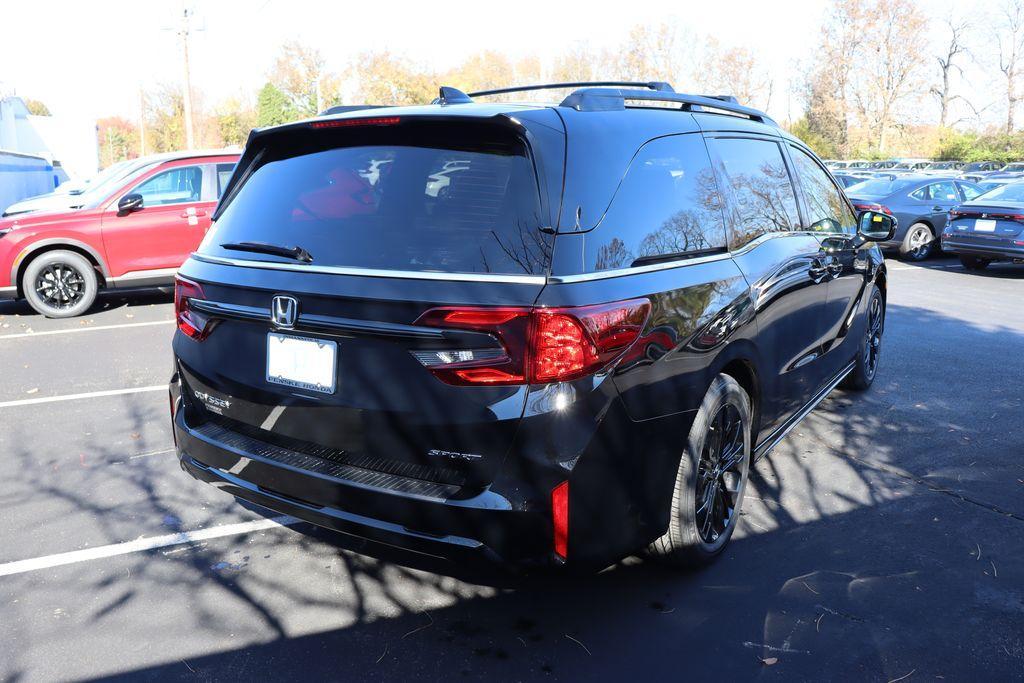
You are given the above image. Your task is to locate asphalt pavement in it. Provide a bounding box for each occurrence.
[0,261,1021,682]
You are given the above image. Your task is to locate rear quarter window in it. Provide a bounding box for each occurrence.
[200,124,549,275]
[582,134,727,272]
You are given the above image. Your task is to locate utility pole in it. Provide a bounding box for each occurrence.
[177,1,196,149]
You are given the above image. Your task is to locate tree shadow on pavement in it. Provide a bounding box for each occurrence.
[0,301,1022,681]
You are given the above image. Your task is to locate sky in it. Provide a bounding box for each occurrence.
[0,0,1003,128]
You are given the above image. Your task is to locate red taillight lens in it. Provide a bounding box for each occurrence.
[855,203,893,215]
[552,480,569,560]
[173,276,209,341]
[415,299,651,386]
[309,116,401,129]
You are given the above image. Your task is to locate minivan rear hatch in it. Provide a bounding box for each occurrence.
[174,112,564,490]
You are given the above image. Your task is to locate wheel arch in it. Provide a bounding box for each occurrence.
[13,239,109,297]
[712,342,763,441]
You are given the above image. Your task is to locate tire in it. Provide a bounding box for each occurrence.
[645,374,752,567]
[899,223,935,261]
[842,285,884,391]
[21,250,98,318]
[958,255,991,271]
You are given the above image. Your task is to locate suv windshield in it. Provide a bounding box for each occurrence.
[202,124,548,275]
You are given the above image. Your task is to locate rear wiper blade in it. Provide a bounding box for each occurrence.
[220,241,313,263]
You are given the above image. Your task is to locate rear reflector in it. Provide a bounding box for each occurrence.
[309,116,401,129]
[414,299,651,386]
[552,481,569,560]
[173,276,210,341]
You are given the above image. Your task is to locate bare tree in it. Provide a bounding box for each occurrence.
[996,0,1024,133]
[694,40,772,108]
[851,0,928,150]
[931,17,972,128]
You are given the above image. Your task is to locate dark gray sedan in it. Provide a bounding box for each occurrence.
[942,181,1024,270]
[846,175,984,260]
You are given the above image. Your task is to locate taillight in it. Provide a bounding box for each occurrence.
[174,276,210,341]
[854,203,893,215]
[551,480,569,560]
[415,299,651,386]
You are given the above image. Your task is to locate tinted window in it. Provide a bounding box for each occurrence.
[960,183,983,200]
[215,163,235,198]
[790,147,856,234]
[911,181,958,201]
[707,137,800,248]
[202,135,547,275]
[972,181,1024,202]
[133,166,203,206]
[584,135,726,271]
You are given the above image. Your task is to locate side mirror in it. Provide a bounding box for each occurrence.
[858,210,896,242]
[118,193,144,215]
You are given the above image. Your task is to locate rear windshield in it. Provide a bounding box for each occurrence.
[200,123,549,275]
[975,181,1024,202]
[847,177,917,198]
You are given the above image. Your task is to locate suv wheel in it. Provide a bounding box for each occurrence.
[22,250,98,318]
[958,255,991,271]
[842,285,883,391]
[899,223,934,261]
[646,374,751,567]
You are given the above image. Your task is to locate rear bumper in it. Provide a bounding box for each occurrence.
[173,405,557,572]
[940,236,1024,261]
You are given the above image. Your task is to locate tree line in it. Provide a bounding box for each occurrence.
[92,0,1024,168]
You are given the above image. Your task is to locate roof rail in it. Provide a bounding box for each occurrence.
[559,87,776,125]
[466,81,674,98]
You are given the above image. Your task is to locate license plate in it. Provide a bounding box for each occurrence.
[266,333,337,394]
[974,219,997,232]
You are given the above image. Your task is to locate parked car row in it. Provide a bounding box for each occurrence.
[0,150,239,317]
[832,169,1024,269]
[824,158,1024,184]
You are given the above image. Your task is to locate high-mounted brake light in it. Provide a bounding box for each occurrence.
[552,481,569,560]
[414,299,651,386]
[309,116,401,129]
[174,275,210,341]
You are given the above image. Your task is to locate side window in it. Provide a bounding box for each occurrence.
[584,134,727,271]
[960,183,982,200]
[928,181,958,201]
[790,147,857,234]
[216,163,235,198]
[706,137,800,249]
[132,166,204,206]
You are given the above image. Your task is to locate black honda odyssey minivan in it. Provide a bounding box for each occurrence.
[170,83,896,571]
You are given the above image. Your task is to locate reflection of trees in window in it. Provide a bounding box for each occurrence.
[637,167,725,257]
[489,214,552,274]
[791,149,854,233]
[595,237,632,271]
[725,159,798,248]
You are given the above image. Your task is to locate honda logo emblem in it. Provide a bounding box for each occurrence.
[271,296,298,328]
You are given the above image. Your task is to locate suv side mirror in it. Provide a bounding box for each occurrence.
[118,193,144,215]
[858,210,896,242]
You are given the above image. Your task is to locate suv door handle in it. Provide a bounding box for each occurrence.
[180,209,207,218]
[932,206,944,212]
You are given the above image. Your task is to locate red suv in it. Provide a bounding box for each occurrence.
[0,151,239,317]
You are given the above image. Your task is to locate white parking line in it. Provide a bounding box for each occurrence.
[0,385,166,409]
[0,320,173,340]
[0,516,300,578]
